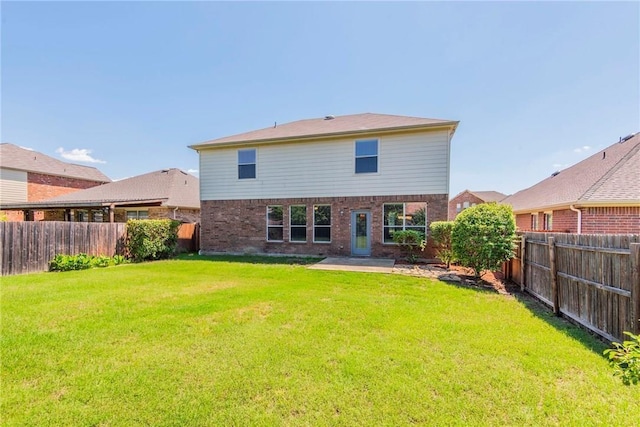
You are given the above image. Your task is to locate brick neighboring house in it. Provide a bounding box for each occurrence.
[0,169,200,223]
[501,132,640,234]
[190,112,459,259]
[448,190,507,220]
[0,143,110,221]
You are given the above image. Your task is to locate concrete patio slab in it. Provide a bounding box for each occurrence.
[308,257,395,273]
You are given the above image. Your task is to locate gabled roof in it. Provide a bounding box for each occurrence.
[502,133,640,212]
[450,190,507,203]
[190,113,458,149]
[0,143,110,182]
[0,169,200,210]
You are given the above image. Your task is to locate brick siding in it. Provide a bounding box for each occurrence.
[516,206,640,234]
[200,194,448,259]
[28,172,104,201]
[448,192,484,220]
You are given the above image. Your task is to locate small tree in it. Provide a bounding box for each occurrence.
[604,331,640,385]
[126,219,180,262]
[392,229,426,263]
[451,203,516,278]
[430,221,455,268]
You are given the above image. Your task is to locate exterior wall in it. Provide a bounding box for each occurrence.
[200,194,448,259]
[0,168,28,203]
[43,207,201,223]
[515,206,640,234]
[199,129,451,201]
[27,172,103,201]
[448,191,484,220]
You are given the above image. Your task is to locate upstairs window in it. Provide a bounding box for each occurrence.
[267,205,284,241]
[238,149,256,179]
[355,139,378,174]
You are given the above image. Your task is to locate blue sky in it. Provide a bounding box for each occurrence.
[2,1,638,198]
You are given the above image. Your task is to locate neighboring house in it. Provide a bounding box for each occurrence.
[190,112,459,258]
[0,169,200,223]
[448,190,507,220]
[0,143,110,221]
[502,132,640,234]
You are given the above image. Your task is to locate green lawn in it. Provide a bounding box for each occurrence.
[2,256,638,426]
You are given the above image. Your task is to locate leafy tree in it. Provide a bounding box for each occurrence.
[604,331,640,385]
[126,219,180,262]
[451,203,516,278]
[429,221,455,268]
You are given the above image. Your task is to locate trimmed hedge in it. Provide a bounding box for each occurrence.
[126,219,180,262]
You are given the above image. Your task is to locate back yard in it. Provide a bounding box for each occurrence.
[2,256,638,425]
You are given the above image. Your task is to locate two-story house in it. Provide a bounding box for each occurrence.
[190,113,458,259]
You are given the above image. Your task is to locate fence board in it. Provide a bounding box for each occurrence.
[503,232,640,342]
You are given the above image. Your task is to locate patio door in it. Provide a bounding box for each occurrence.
[351,211,371,256]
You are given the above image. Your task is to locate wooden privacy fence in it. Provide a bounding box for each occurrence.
[1,221,200,276]
[1,221,127,276]
[503,232,640,342]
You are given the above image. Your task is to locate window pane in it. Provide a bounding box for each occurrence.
[290,205,306,226]
[267,206,283,225]
[314,227,331,242]
[127,211,138,220]
[355,157,377,173]
[356,140,378,157]
[238,164,256,179]
[405,203,426,226]
[384,204,403,226]
[268,227,283,241]
[291,226,306,242]
[238,149,256,164]
[384,226,403,243]
[314,205,331,225]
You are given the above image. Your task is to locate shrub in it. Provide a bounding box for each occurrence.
[451,203,516,278]
[49,254,126,271]
[392,229,426,263]
[604,331,640,385]
[429,221,455,268]
[126,219,180,262]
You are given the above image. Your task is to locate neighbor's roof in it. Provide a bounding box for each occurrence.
[450,190,507,202]
[190,113,459,149]
[0,169,200,210]
[502,132,640,212]
[0,143,110,182]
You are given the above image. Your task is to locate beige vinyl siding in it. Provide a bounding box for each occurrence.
[199,129,450,201]
[0,168,28,203]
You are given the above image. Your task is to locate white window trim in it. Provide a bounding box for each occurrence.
[382,202,428,245]
[543,211,553,231]
[354,139,379,175]
[289,205,307,243]
[531,212,539,231]
[266,205,284,242]
[126,209,149,220]
[238,148,257,180]
[313,204,332,244]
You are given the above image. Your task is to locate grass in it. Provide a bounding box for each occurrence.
[2,256,638,426]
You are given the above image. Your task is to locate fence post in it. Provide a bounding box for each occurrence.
[520,236,526,292]
[549,236,559,315]
[630,243,640,335]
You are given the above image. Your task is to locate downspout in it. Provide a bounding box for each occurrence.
[173,206,179,220]
[569,205,582,234]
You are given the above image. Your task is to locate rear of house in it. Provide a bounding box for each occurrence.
[502,132,640,234]
[191,113,458,259]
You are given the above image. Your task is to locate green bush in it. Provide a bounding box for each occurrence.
[604,331,640,385]
[451,203,516,278]
[392,229,426,263]
[429,221,455,268]
[126,219,180,262]
[49,254,127,271]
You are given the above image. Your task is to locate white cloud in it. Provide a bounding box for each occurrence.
[187,168,199,176]
[573,145,591,153]
[19,146,34,151]
[56,147,106,164]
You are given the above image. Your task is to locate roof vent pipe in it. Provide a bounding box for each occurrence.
[324,115,335,120]
[570,205,582,234]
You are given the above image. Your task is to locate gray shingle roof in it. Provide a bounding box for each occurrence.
[190,113,458,148]
[0,143,110,182]
[502,133,640,212]
[2,169,200,209]
[468,191,507,202]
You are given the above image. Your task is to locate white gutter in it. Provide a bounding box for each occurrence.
[173,206,179,219]
[569,205,582,234]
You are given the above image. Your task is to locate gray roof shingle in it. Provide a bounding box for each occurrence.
[502,133,640,212]
[190,113,458,148]
[0,143,110,182]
